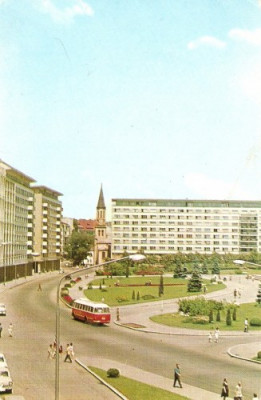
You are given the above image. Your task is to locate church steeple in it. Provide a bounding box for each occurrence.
[97,185,105,209]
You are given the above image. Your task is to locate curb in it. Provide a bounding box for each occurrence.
[227,346,261,365]
[114,320,260,337]
[75,358,128,400]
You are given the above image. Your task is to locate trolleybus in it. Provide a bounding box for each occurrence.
[72,298,111,325]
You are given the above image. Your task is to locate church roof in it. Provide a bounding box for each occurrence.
[97,185,106,209]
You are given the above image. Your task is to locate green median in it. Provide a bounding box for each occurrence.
[89,367,189,400]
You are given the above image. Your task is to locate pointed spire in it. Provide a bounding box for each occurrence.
[97,185,105,209]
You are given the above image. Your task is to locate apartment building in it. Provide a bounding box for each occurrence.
[0,160,63,281]
[0,160,35,281]
[111,199,261,257]
[32,186,63,272]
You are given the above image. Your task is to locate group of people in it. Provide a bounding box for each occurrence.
[173,366,259,400]
[208,327,220,343]
[221,378,259,400]
[48,340,74,361]
[0,322,13,337]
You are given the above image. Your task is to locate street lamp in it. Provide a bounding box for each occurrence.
[55,253,145,400]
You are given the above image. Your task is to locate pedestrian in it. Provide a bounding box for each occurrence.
[0,323,3,338]
[59,345,63,355]
[208,332,213,343]
[252,394,259,400]
[214,327,219,343]
[37,283,42,291]
[234,289,237,299]
[69,342,74,359]
[221,378,229,400]
[244,318,249,332]
[238,290,241,298]
[8,323,13,337]
[64,344,72,363]
[235,382,243,400]
[48,344,55,359]
[173,363,182,388]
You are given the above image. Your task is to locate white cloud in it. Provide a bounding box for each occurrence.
[229,28,261,46]
[187,36,226,50]
[184,173,251,200]
[39,0,93,23]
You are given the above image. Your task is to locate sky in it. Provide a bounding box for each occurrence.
[1,0,261,220]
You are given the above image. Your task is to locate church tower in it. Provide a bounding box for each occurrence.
[94,185,111,264]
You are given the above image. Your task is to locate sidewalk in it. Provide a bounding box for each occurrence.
[76,356,234,400]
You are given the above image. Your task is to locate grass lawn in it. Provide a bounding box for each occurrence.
[90,367,189,400]
[83,276,225,307]
[151,302,261,331]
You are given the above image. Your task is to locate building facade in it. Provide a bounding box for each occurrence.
[0,160,35,281]
[0,160,63,282]
[111,199,261,257]
[32,186,63,272]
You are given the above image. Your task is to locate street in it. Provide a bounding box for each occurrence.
[0,273,260,399]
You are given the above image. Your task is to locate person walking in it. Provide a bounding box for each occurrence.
[244,318,249,332]
[221,378,229,400]
[214,327,220,343]
[173,363,182,388]
[64,344,72,363]
[47,344,55,359]
[0,323,3,338]
[8,323,13,337]
[235,382,243,400]
[37,283,42,291]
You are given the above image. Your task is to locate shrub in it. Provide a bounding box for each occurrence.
[226,309,232,326]
[70,280,76,285]
[250,318,261,327]
[216,310,221,322]
[141,294,156,300]
[191,316,209,324]
[107,368,120,378]
[257,351,261,359]
[64,283,72,288]
[209,310,214,323]
[88,283,93,290]
[232,307,237,321]
[116,296,128,303]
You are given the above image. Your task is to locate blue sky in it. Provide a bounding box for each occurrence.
[1,0,261,220]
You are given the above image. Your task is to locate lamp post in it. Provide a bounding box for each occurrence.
[55,253,145,400]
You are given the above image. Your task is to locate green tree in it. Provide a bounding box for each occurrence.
[226,309,232,326]
[209,309,214,323]
[187,270,202,292]
[159,274,164,296]
[64,230,93,266]
[216,309,221,322]
[132,290,135,300]
[232,307,237,321]
[137,291,140,301]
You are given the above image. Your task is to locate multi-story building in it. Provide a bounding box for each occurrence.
[0,160,35,281]
[111,199,261,257]
[0,160,63,281]
[32,186,63,272]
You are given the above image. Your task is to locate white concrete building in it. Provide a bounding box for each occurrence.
[111,199,261,257]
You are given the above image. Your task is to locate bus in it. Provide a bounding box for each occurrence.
[71,298,111,325]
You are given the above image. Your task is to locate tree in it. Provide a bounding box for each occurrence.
[211,259,220,275]
[64,230,93,266]
[209,310,213,323]
[187,270,202,292]
[256,283,261,306]
[232,307,237,321]
[216,309,221,322]
[226,309,232,326]
[159,274,164,296]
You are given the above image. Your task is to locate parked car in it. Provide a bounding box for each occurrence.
[0,368,13,393]
[0,305,6,316]
[0,355,8,369]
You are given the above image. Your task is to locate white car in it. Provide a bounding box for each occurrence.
[0,355,8,369]
[0,305,6,316]
[0,368,13,393]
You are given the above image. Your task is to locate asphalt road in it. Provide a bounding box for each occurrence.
[0,273,260,399]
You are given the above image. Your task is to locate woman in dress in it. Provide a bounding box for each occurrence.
[221,378,229,400]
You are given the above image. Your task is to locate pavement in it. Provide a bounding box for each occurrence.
[1,270,260,400]
[68,272,261,400]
